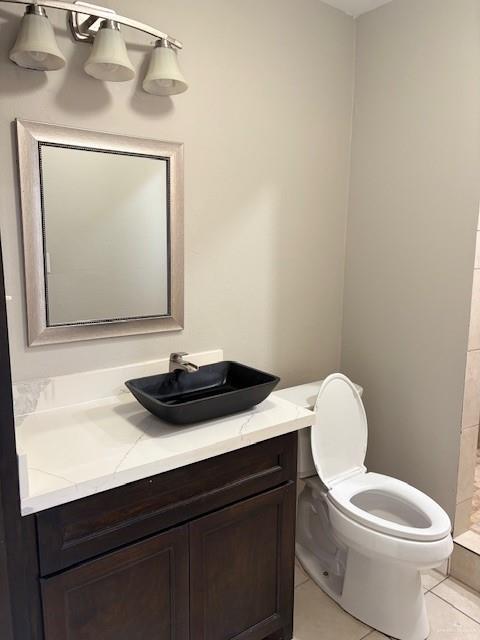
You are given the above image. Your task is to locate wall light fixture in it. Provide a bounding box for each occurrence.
[143,39,187,96]
[3,0,187,95]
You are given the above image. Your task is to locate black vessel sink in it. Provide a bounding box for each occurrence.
[125,361,280,425]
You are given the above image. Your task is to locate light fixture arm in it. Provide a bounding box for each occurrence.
[0,0,183,49]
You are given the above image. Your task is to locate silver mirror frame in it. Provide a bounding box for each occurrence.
[16,119,184,346]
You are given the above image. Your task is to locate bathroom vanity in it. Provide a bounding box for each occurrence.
[10,352,313,640]
[38,433,298,640]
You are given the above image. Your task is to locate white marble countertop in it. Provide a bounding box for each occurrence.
[16,390,313,515]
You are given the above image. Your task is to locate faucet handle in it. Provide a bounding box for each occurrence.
[170,351,188,362]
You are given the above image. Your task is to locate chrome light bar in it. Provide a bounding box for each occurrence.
[0,0,183,49]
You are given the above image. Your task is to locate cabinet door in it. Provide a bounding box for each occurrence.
[41,525,189,640]
[190,482,296,640]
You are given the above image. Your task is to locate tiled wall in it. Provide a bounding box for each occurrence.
[450,216,480,592]
[451,542,480,592]
[453,216,480,538]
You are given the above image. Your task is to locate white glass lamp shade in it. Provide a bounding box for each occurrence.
[9,8,66,71]
[143,42,187,96]
[84,22,135,82]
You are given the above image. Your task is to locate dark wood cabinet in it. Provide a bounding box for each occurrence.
[36,434,296,576]
[190,483,296,640]
[35,432,298,640]
[41,526,189,640]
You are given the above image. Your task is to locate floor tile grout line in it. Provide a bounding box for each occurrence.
[424,576,447,593]
[427,591,480,627]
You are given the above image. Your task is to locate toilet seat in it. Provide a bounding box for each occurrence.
[311,373,368,488]
[328,472,451,542]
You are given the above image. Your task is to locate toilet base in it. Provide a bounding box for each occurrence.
[297,543,429,640]
[340,548,429,640]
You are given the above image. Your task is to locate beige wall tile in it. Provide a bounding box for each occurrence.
[475,236,480,269]
[462,351,480,429]
[457,427,479,503]
[454,498,473,537]
[450,543,480,592]
[455,531,480,555]
[469,271,480,350]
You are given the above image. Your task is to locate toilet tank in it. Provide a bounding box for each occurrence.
[274,379,363,478]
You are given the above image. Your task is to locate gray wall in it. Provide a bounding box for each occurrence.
[341,0,480,518]
[0,0,355,385]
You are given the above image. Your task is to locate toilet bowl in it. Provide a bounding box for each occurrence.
[294,373,453,640]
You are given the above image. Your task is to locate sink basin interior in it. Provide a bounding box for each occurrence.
[150,363,274,404]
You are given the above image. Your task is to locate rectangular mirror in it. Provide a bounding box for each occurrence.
[16,120,184,345]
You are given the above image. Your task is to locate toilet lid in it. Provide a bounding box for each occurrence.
[311,373,368,489]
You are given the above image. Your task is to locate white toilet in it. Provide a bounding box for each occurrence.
[286,373,453,640]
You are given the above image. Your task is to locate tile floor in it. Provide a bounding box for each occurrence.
[293,560,480,639]
[470,449,480,536]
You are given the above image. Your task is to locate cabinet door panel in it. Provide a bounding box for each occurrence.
[190,482,296,640]
[41,526,188,640]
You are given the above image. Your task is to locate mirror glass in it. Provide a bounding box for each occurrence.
[39,143,169,326]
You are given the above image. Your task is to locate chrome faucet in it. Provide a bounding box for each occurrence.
[169,352,199,374]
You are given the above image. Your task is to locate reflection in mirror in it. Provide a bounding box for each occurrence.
[40,145,169,325]
[16,120,184,345]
